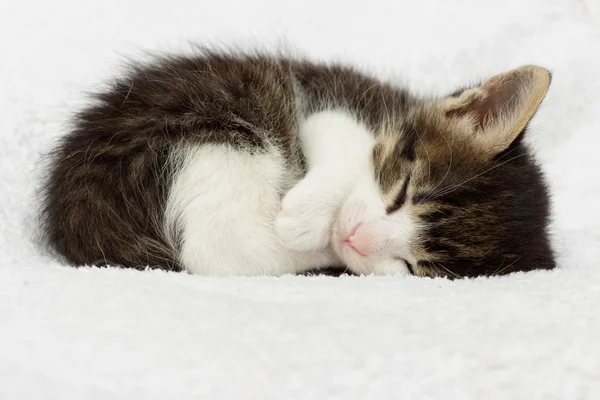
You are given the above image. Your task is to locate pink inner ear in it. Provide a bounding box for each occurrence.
[446,75,523,130]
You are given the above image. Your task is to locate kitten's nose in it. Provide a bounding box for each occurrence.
[344,223,370,256]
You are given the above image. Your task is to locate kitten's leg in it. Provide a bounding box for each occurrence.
[275,110,375,252]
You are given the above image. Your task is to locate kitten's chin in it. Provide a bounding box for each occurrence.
[331,244,412,276]
[370,258,412,276]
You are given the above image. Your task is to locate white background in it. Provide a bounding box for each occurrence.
[1,0,599,398]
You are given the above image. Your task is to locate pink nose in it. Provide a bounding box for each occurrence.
[344,223,371,256]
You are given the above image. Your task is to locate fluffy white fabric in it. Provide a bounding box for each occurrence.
[1,0,599,398]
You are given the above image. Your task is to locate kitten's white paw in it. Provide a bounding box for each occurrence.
[275,177,337,252]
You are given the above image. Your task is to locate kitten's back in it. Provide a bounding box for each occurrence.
[41,52,303,270]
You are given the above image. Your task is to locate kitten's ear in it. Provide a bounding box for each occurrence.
[443,65,551,154]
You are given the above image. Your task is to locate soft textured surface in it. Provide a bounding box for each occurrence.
[1,0,600,398]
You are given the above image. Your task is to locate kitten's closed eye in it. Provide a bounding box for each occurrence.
[386,182,432,214]
[386,176,410,214]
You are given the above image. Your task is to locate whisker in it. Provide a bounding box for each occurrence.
[427,152,525,201]
[492,257,507,276]
[434,261,460,279]
[492,257,522,276]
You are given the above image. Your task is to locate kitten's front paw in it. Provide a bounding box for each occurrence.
[275,178,337,252]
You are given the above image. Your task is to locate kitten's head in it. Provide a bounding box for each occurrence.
[332,65,555,278]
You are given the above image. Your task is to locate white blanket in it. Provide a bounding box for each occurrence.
[1,0,599,398]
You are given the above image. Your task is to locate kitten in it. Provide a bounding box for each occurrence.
[41,50,556,278]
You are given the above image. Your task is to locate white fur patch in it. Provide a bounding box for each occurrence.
[298,109,375,168]
[164,144,335,276]
[275,109,376,252]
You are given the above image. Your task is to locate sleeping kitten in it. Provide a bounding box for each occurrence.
[41,50,556,278]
